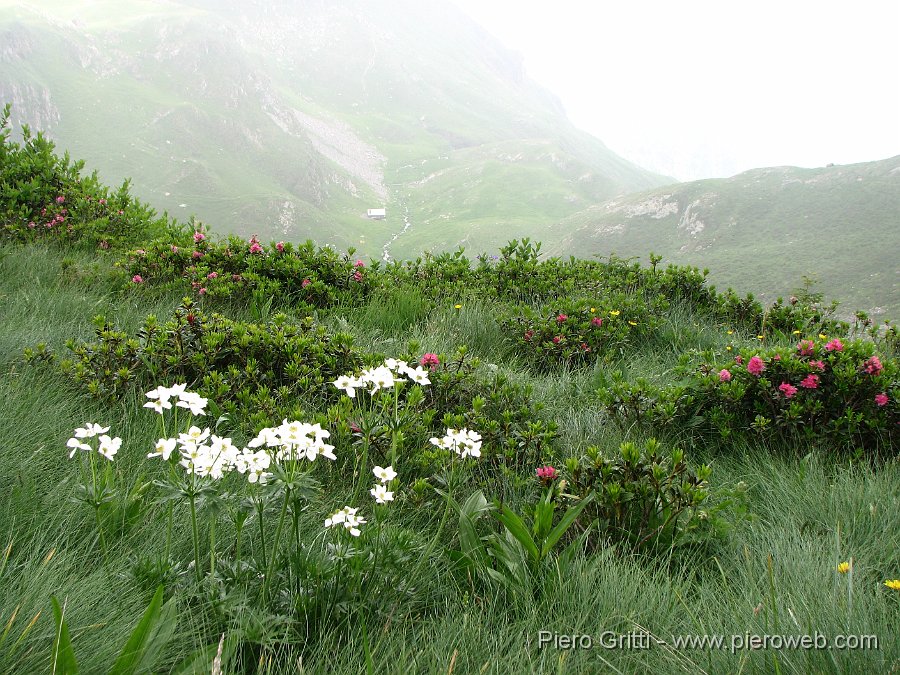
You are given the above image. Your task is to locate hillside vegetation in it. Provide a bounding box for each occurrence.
[0,0,666,258]
[1,110,899,673]
[552,158,900,318]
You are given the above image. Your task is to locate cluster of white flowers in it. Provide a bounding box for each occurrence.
[370,465,396,504]
[148,427,272,482]
[144,384,207,416]
[332,357,431,397]
[247,420,335,463]
[429,428,483,459]
[325,506,366,537]
[66,423,122,461]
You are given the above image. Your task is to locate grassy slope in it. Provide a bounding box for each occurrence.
[551,158,900,319]
[1,242,898,673]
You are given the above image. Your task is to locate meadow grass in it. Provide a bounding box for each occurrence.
[0,242,897,673]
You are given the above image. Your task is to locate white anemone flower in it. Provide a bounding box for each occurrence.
[148,437,178,460]
[430,428,482,459]
[178,426,210,447]
[97,435,121,461]
[145,386,172,401]
[176,391,207,416]
[143,398,172,414]
[332,375,361,398]
[384,358,408,372]
[74,423,110,438]
[325,506,366,536]
[370,484,394,504]
[406,366,431,385]
[373,465,397,483]
[365,365,395,393]
[66,437,92,458]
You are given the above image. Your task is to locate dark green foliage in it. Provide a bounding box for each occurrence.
[44,299,362,432]
[563,439,746,551]
[0,105,173,249]
[124,236,376,310]
[599,338,898,454]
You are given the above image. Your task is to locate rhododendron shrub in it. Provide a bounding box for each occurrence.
[598,338,898,454]
[124,236,375,309]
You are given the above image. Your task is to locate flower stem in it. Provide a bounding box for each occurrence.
[263,487,291,602]
[189,492,201,583]
[209,518,216,578]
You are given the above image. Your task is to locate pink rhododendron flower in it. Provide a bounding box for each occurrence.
[301,278,311,288]
[170,245,179,253]
[552,336,561,344]
[735,355,744,365]
[747,356,765,376]
[580,342,591,352]
[420,353,440,370]
[249,242,263,254]
[524,330,534,342]
[353,270,363,282]
[797,340,815,356]
[719,369,732,382]
[556,314,567,323]
[193,231,205,242]
[591,317,603,327]
[800,374,819,389]
[98,198,107,205]
[132,274,143,283]
[276,241,285,252]
[27,221,36,229]
[354,260,365,268]
[536,466,557,482]
[192,250,203,259]
[875,393,889,407]
[825,338,844,352]
[810,360,825,371]
[199,287,207,295]
[56,195,65,204]
[778,382,798,398]
[207,272,218,279]
[864,356,883,376]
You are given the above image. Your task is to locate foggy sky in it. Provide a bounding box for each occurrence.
[451,0,900,180]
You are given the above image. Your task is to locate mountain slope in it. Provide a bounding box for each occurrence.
[549,157,900,317]
[0,0,667,255]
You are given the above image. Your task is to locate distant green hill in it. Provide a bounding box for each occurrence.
[0,0,667,257]
[547,158,900,319]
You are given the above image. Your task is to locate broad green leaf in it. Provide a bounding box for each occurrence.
[50,596,79,675]
[541,491,595,559]
[109,586,174,675]
[496,505,539,564]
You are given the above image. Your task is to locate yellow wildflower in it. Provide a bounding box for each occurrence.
[792,330,801,335]
[590,307,596,313]
[885,579,900,590]
[609,310,620,317]
[628,321,637,326]
[727,330,733,335]
[819,334,827,340]
[837,561,851,574]
[454,304,462,310]
[757,335,765,340]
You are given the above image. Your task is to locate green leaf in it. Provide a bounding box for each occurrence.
[50,596,79,675]
[496,504,539,564]
[541,491,595,559]
[109,585,176,675]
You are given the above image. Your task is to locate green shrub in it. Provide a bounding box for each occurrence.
[599,337,898,454]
